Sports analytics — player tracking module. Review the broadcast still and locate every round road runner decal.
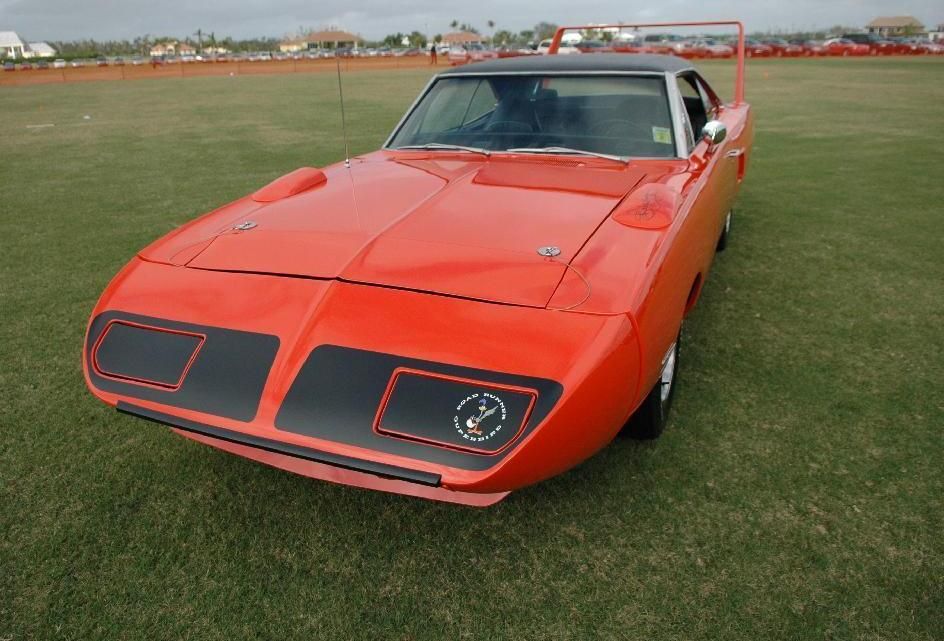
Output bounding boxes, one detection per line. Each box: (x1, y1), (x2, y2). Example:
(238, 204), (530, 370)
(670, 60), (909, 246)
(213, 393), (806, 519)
(454, 392), (508, 443)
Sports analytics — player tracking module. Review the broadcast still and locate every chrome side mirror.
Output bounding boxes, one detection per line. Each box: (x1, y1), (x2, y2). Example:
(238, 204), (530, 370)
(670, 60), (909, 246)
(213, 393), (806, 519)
(702, 120), (727, 146)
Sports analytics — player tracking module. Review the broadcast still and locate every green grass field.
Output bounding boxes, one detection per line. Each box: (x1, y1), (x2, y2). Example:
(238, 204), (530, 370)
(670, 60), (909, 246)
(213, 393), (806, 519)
(1, 58), (942, 640)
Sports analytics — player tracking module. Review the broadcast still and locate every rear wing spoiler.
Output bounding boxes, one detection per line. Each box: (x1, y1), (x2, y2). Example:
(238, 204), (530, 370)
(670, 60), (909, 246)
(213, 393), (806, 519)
(548, 21), (746, 105)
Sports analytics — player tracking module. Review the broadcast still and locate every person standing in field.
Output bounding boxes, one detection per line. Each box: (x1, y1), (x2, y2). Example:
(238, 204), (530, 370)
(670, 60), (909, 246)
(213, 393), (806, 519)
(429, 43), (438, 65)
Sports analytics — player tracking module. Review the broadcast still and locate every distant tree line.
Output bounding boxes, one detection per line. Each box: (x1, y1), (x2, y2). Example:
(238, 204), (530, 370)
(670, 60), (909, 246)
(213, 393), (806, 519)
(49, 34), (279, 58)
(378, 31), (428, 48)
(379, 21), (559, 49)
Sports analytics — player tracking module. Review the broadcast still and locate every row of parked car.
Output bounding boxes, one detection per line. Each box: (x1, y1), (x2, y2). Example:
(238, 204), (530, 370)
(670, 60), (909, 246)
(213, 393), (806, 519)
(445, 33), (944, 65)
(6, 33), (943, 72)
(550, 34), (943, 58)
(742, 34), (944, 57)
(3, 56), (160, 70)
(161, 48), (426, 63)
(1, 47), (432, 71)
(3, 59), (52, 70)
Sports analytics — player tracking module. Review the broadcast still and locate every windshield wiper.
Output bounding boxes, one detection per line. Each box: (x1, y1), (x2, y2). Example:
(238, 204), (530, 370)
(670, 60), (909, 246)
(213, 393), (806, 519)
(504, 147), (628, 164)
(393, 143), (490, 156)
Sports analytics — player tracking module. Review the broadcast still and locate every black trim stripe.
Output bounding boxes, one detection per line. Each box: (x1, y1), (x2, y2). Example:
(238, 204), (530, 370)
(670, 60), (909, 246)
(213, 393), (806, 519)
(275, 345), (563, 471)
(117, 402), (442, 487)
(87, 311), (279, 422)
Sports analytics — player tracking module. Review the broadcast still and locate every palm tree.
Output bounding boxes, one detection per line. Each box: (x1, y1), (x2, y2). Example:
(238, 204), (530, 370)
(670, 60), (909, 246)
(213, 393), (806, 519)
(450, 20), (459, 30)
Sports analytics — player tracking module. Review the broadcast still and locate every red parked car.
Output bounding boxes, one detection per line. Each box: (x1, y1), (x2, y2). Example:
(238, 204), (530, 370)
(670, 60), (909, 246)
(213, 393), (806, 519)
(896, 38), (935, 55)
(891, 40), (919, 54)
(792, 40), (820, 56)
(744, 39), (773, 57)
(666, 40), (700, 58)
(842, 33), (902, 55)
(822, 38), (870, 56)
(639, 35), (679, 55)
(918, 41), (944, 55)
(83, 21), (754, 506)
(611, 41), (659, 54)
(762, 39), (803, 57)
(691, 39), (734, 59)
(447, 43), (498, 66)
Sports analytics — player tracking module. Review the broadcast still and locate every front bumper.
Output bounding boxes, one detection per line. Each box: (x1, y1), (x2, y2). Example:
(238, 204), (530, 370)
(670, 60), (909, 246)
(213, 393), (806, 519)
(119, 402), (509, 506)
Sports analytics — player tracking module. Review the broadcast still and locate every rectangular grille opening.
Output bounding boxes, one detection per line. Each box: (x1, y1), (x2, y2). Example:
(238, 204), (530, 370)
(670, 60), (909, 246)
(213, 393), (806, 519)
(93, 321), (204, 390)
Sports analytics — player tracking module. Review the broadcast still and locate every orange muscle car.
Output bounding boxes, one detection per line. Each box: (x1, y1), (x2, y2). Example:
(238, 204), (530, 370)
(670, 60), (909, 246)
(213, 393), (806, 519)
(83, 21), (753, 506)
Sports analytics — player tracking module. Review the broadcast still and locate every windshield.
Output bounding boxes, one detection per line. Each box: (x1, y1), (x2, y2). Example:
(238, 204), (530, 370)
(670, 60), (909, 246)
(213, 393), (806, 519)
(389, 75), (677, 158)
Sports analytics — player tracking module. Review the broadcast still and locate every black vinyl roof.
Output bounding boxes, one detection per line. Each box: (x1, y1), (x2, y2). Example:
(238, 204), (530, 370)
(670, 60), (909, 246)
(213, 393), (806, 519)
(439, 53), (693, 75)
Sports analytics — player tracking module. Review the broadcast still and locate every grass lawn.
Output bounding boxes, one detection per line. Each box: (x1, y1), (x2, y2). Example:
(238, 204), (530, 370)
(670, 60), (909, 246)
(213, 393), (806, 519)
(1, 58), (942, 640)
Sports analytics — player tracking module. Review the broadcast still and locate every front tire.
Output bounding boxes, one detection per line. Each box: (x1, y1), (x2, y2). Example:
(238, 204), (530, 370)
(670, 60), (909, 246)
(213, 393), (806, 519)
(621, 335), (680, 440)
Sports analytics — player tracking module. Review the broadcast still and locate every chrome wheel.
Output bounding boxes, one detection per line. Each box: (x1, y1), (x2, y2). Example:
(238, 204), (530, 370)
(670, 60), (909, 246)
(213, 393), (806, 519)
(621, 330), (682, 439)
(717, 210), (732, 252)
(659, 341), (678, 404)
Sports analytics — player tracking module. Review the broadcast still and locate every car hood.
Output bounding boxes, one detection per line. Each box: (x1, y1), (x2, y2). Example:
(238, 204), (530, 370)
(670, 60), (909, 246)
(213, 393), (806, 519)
(155, 153), (650, 308)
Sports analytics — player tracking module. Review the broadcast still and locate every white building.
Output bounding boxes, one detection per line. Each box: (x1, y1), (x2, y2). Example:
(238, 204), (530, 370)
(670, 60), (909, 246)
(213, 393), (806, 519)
(1, 31), (27, 58)
(149, 40), (196, 57)
(0, 32), (56, 58)
(25, 41), (56, 58)
(865, 16), (925, 37)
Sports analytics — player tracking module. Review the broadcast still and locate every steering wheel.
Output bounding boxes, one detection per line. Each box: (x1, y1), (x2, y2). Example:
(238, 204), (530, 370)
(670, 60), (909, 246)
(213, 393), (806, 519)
(589, 119), (652, 139)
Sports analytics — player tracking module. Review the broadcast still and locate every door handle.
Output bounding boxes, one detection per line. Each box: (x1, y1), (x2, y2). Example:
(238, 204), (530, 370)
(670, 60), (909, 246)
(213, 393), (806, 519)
(725, 148), (744, 158)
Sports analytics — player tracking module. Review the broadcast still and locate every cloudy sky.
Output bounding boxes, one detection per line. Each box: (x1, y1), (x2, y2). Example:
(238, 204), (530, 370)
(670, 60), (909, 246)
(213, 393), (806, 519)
(2, 0), (941, 42)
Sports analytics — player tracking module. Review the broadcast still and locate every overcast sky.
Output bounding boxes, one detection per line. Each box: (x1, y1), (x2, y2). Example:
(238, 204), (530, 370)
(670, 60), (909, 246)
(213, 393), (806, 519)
(2, 0), (941, 42)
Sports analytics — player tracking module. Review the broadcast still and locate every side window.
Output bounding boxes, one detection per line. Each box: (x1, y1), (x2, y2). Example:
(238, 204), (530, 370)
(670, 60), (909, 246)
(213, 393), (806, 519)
(676, 94), (695, 152)
(676, 74), (708, 144)
(677, 75), (701, 100)
(692, 75), (721, 118)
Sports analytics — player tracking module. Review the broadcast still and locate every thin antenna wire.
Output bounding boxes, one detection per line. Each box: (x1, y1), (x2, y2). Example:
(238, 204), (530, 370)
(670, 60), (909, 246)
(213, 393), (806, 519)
(335, 55), (351, 168)
(335, 55), (360, 228)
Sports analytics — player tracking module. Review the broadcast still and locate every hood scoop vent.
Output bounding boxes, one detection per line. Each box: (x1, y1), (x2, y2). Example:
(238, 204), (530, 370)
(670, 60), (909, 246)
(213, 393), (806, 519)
(252, 167), (327, 203)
